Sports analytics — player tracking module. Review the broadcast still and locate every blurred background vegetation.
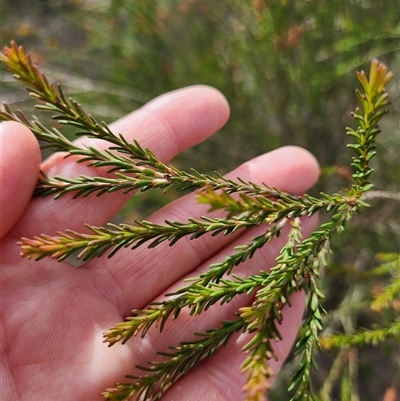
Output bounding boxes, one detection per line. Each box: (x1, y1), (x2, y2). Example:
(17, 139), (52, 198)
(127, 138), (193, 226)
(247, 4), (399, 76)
(1, 1), (399, 400)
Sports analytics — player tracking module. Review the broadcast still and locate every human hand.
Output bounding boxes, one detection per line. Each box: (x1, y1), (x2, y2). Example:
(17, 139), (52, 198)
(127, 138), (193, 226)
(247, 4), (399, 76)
(0, 86), (319, 401)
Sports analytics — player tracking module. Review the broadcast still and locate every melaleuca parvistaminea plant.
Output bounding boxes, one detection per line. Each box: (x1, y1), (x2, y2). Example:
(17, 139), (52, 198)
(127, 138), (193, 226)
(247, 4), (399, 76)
(0, 41), (394, 401)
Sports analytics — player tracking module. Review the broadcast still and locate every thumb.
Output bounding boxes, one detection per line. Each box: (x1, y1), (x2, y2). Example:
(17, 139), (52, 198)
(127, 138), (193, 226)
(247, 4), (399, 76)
(0, 122), (41, 238)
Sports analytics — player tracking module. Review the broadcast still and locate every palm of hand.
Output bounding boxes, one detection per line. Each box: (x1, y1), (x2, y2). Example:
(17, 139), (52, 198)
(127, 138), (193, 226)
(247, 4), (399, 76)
(1, 87), (319, 401)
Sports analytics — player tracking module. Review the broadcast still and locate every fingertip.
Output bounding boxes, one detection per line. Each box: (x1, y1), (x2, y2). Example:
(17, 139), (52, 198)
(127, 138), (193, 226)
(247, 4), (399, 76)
(0, 121), (41, 238)
(110, 85), (231, 159)
(246, 145), (320, 194)
(145, 85), (231, 126)
(145, 85), (231, 152)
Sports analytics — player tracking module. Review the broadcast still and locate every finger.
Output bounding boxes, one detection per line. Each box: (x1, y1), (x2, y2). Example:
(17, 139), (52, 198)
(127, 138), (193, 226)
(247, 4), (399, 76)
(86, 146), (320, 314)
(10, 85), (230, 238)
(0, 122), (41, 238)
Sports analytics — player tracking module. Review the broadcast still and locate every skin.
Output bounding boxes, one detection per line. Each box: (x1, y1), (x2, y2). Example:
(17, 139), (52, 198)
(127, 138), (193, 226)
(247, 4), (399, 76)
(0, 86), (320, 401)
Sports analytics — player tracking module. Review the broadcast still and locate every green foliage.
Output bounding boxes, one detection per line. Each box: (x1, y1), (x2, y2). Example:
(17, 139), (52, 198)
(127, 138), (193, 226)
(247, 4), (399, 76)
(1, 41), (397, 401)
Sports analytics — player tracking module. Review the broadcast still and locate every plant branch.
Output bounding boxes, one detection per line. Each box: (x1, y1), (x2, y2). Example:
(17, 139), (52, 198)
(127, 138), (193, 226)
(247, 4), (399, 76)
(18, 216), (264, 262)
(1, 42), (395, 401)
(102, 318), (246, 401)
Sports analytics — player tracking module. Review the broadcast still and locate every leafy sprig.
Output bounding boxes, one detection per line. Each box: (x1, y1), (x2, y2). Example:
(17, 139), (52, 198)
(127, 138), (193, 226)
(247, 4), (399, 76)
(19, 216), (261, 262)
(346, 58), (393, 191)
(0, 41), (394, 401)
(320, 322), (400, 349)
(102, 318), (247, 401)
